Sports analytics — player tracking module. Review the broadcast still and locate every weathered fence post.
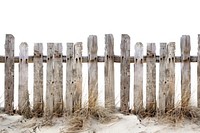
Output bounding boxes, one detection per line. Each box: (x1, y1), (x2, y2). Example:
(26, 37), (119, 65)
(198, 34), (200, 108)
(73, 42), (82, 111)
(46, 43), (54, 118)
(180, 35), (191, 108)
(88, 35), (98, 108)
(165, 42), (175, 111)
(146, 43), (156, 115)
(105, 34), (115, 110)
(19, 42), (31, 118)
(159, 43), (167, 114)
(5, 34), (14, 115)
(120, 34), (130, 114)
(54, 43), (63, 116)
(134, 42), (143, 114)
(66, 43), (74, 115)
(33, 43), (43, 117)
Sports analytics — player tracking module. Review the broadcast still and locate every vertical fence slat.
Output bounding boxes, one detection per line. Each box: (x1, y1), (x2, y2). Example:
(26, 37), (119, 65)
(165, 42), (175, 111)
(19, 42), (31, 117)
(73, 42), (82, 111)
(134, 42), (143, 114)
(46, 43), (54, 117)
(105, 34), (115, 110)
(159, 43), (167, 114)
(54, 43), (63, 116)
(33, 43), (43, 117)
(5, 34), (14, 114)
(146, 43), (156, 114)
(198, 35), (200, 108)
(181, 35), (191, 108)
(120, 34), (130, 114)
(66, 43), (74, 115)
(88, 35), (98, 108)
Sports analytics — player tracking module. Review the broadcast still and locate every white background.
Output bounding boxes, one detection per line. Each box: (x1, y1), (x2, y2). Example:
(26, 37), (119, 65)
(0, 0), (199, 109)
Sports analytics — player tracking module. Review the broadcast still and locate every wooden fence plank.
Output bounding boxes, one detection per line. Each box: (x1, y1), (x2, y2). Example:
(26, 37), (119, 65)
(159, 43), (167, 114)
(66, 43), (74, 115)
(134, 42), (143, 114)
(146, 43), (156, 115)
(73, 42), (82, 111)
(46, 43), (54, 117)
(120, 34), (130, 114)
(181, 35), (191, 108)
(105, 34), (115, 110)
(19, 42), (31, 117)
(33, 43), (43, 117)
(165, 42), (175, 111)
(88, 35), (98, 108)
(4, 34), (15, 114)
(54, 43), (63, 116)
(198, 34), (200, 108)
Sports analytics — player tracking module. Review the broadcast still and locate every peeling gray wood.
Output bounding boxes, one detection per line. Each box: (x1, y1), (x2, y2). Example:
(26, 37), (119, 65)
(66, 43), (74, 115)
(53, 43), (63, 116)
(159, 43), (167, 114)
(146, 43), (156, 115)
(19, 42), (30, 116)
(88, 35), (98, 108)
(165, 42), (175, 111)
(33, 43), (43, 117)
(198, 34), (200, 108)
(4, 34), (14, 114)
(105, 34), (115, 110)
(134, 42), (143, 114)
(73, 42), (82, 112)
(120, 34), (130, 114)
(181, 35), (191, 107)
(46, 43), (54, 117)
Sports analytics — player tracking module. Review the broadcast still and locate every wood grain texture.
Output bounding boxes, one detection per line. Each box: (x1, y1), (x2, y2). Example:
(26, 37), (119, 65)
(73, 42), (82, 112)
(134, 42), (143, 114)
(181, 35), (191, 107)
(146, 43), (156, 115)
(33, 43), (43, 117)
(165, 42), (175, 111)
(105, 34), (115, 110)
(46, 43), (54, 117)
(66, 43), (73, 115)
(120, 34), (130, 114)
(88, 35), (98, 108)
(19, 42), (30, 116)
(4, 34), (15, 114)
(53, 43), (63, 116)
(159, 43), (167, 114)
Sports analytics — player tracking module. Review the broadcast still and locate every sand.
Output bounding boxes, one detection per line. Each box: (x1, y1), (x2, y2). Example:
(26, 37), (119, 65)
(0, 113), (200, 133)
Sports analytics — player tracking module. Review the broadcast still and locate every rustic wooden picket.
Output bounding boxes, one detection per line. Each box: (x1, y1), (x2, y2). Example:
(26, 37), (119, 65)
(33, 43), (43, 117)
(105, 34), (115, 110)
(19, 42), (30, 116)
(4, 34), (14, 114)
(88, 35), (98, 108)
(181, 35), (191, 107)
(146, 43), (156, 114)
(120, 34), (130, 114)
(134, 42), (143, 114)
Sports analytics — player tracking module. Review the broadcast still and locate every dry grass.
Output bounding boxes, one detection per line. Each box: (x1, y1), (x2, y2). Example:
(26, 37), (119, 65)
(157, 91), (200, 125)
(62, 95), (118, 133)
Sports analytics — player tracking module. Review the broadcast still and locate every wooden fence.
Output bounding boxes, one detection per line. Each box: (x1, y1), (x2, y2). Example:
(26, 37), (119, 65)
(2, 34), (200, 117)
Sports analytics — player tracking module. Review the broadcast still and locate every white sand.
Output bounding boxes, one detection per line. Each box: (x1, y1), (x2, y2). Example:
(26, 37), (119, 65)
(0, 113), (200, 133)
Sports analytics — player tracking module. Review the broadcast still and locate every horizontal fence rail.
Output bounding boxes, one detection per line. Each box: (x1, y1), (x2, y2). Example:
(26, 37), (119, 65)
(2, 34), (200, 118)
(0, 55), (198, 63)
